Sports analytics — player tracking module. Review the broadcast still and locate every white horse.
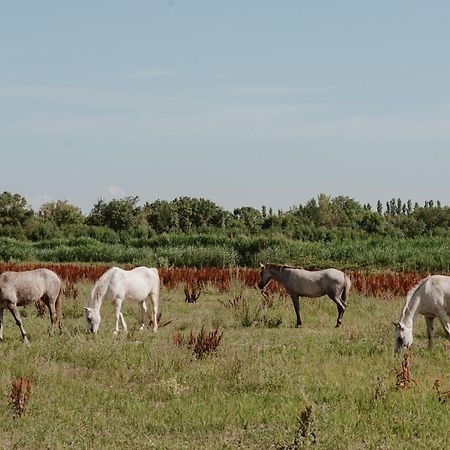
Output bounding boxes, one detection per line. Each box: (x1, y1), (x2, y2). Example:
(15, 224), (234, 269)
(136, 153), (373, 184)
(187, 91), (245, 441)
(258, 263), (351, 327)
(394, 275), (450, 352)
(84, 266), (160, 335)
(0, 268), (62, 344)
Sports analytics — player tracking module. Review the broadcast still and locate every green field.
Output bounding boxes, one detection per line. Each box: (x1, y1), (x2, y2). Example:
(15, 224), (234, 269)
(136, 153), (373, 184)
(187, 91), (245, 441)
(1, 235), (449, 272)
(1, 283), (450, 449)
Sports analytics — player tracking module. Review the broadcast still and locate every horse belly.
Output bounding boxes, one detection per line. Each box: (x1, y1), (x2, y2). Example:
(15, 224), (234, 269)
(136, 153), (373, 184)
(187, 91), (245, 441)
(15, 284), (46, 306)
(115, 283), (149, 303)
(297, 280), (326, 298)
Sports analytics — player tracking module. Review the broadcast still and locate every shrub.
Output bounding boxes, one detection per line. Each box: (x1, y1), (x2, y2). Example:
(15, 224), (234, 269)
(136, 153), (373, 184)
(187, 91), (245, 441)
(172, 326), (223, 358)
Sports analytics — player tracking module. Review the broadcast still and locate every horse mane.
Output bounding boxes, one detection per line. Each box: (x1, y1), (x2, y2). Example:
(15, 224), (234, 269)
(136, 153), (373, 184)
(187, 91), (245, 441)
(401, 276), (430, 318)
(89, 267), (117, 306)
(265, 263), (302, 270)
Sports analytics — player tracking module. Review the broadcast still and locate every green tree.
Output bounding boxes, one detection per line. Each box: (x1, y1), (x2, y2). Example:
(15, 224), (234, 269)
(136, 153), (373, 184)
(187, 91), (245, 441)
(233, 206), (264, 232)
(376, 200), (383, 215)
(0, 192), (33, 227)
(87, 197), (139, 232)
(144, 200), (179, 233)
(412, 206), (450, 234)
(86, 199), (107, 227)
(358, 211), (383, 234)
(189, 198), (225, 229)
(39, 200), (84, 227)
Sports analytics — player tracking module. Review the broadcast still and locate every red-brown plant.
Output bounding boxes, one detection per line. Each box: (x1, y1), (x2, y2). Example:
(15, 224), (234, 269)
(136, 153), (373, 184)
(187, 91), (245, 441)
(9, 378), (32, 418)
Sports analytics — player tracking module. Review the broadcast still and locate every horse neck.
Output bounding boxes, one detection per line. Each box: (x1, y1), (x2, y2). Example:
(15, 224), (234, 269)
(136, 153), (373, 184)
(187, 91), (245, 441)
(89, 281), (106, 311)
(400, 291), (421, 328)
(268, 267), (290, 285)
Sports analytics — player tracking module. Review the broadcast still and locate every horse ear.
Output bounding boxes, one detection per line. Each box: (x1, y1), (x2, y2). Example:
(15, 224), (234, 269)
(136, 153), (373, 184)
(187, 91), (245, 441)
(84, 307), (91, 312)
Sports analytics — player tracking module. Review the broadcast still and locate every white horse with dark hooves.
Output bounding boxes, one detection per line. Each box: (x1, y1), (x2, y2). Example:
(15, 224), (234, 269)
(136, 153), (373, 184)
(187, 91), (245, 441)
(394, 275), (450, 352)
(258, 263), (351, 328)
(84, 266), (160, 335)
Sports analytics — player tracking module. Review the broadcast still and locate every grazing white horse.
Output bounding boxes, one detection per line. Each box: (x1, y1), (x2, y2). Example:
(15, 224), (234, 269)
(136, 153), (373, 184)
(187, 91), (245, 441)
(0, 269), (62, 344)
(258, 263), (351, 327)
(84, 266), (160, 335)
(394, 275), (450, 352)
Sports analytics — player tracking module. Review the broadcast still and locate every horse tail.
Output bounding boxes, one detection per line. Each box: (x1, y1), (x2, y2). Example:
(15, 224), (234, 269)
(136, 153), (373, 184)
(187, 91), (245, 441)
(342, 274), (352, 304)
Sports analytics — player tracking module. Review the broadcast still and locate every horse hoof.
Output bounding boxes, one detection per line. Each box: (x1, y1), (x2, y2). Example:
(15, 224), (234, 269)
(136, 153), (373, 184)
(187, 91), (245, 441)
(113, 330), (119, 336)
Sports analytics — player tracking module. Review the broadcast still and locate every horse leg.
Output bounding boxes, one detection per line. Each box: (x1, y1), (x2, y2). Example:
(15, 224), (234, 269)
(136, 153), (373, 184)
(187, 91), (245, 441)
(289, 294), (302, 328)
(113, 299), (126, 335)
(7, 303), (29, 345)
(139, 300), (147, 331)
(425, 316), (435, 349)
(435, 309), (450, 341)
(119, 312), (127, 334)
(151, 293), (159, 332)
(0, 307), (4, 341)
(42, 294), (57, 334)
(329, 295), (346, 327)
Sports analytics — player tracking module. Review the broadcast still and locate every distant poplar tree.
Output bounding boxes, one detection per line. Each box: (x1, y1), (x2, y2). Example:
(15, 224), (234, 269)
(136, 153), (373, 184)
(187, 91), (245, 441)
(407, 199), (412, 215)
(376, 200), (383, 215)
(389, 199), (396, 215)
(396, 198), (402, 215)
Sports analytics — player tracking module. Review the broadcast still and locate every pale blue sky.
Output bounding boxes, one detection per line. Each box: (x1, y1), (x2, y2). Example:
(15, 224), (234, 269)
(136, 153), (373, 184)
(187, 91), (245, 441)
(1, 1), (449, 213)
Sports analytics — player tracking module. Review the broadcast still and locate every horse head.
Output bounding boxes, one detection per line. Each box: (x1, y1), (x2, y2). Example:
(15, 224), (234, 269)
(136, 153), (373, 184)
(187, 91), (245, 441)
(393, 321), (413, 353)
(257, 263), (271, 289)
(84, 307), (101, 333)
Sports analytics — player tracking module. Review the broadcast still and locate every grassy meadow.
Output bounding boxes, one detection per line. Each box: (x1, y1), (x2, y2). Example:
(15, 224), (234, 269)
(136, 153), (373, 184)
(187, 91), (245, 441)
(1, 281), (450, 449)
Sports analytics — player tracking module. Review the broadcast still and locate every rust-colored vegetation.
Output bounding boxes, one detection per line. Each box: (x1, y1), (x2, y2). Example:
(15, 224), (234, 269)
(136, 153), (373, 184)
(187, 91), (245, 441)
(0, 263), (432, 298)
(395, 350), (415, 389)
(172, 326), (223, 358)
(9, 378), (32, 418)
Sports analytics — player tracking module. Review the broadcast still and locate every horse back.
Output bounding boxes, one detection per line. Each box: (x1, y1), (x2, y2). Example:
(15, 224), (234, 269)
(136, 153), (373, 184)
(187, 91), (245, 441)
(421, 275), (450, 314)
(108, 267), (159, 301)
(0, 269), (61, 305)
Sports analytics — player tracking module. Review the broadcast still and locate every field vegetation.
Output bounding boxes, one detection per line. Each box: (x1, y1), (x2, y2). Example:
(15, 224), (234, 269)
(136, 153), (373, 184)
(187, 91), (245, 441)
(1, 192), (449, 271)
(1, 278), (450, 449)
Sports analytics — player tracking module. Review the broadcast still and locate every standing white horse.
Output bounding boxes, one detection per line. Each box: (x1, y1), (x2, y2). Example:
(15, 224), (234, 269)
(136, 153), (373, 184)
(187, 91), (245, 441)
(0, 268), (62, 344)
(258, 263), (351, 327)
(84, 266), (160, 335)
(394, 275), (450, 352)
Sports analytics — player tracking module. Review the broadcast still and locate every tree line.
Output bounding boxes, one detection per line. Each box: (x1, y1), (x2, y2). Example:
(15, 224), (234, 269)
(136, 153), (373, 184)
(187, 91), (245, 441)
(1, 191), (449, 243)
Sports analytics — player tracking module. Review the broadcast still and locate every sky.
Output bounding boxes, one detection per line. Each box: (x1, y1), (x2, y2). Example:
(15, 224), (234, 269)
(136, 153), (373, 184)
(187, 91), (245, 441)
(1, 1), (450, 214)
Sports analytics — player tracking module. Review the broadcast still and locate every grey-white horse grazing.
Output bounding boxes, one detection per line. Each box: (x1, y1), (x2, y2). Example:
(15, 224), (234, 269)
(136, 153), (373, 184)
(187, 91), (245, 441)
(258, 264), (351, 327)
(394, 275), (450, 352)
(0, 269), (62, 344)
(84, 266), (160, 335)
